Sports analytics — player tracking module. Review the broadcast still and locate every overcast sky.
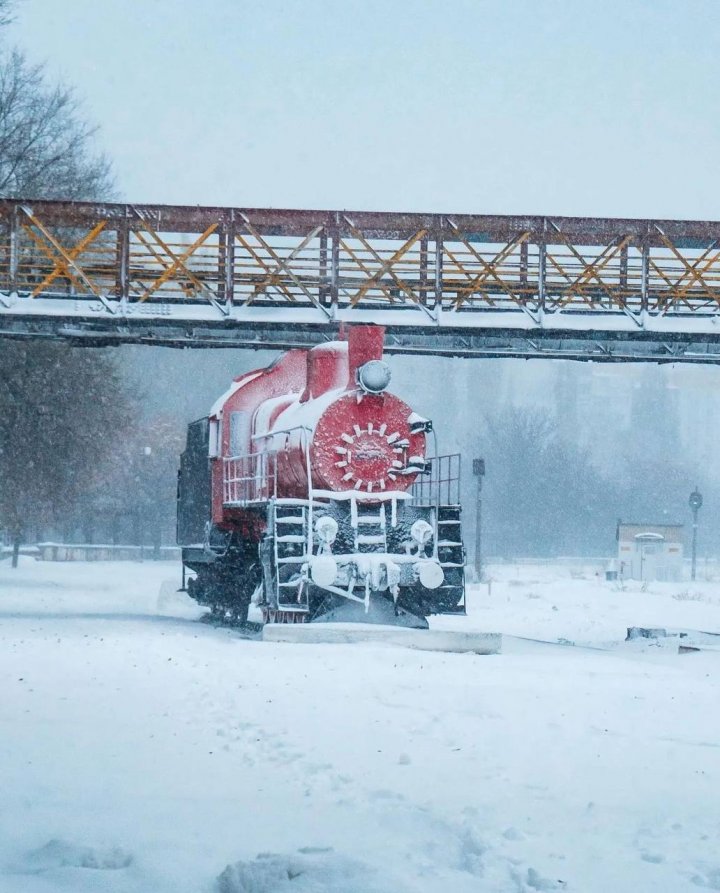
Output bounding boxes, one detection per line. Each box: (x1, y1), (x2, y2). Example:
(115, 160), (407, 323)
(12, 0), (720, 219)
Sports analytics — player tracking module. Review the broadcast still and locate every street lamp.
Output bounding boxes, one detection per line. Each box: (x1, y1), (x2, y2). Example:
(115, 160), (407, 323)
(472, 458), (486, 581)
(139, 446), (152, 560)
(689, 488), (703, 581)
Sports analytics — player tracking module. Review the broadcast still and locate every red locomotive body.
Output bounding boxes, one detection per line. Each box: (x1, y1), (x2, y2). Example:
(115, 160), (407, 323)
(177, 325), (465, 627)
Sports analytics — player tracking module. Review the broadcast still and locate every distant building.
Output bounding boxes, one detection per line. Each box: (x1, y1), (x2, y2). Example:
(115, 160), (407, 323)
(617, 522), (684, 582)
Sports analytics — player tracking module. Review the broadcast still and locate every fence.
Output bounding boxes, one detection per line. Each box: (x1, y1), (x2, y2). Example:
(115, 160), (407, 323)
(35, 543), (181, 561)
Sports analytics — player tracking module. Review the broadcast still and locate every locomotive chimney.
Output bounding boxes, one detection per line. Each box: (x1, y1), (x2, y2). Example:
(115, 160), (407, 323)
(347, 325), (385, 389)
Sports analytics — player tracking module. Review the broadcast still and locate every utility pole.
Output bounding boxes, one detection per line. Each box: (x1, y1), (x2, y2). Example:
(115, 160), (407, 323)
(472, 458), (485, 582)
(689, 487), (703, 581)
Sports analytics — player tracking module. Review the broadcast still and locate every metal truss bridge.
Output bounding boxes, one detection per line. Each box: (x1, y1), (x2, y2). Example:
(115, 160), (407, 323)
(4, 199), (720, 361)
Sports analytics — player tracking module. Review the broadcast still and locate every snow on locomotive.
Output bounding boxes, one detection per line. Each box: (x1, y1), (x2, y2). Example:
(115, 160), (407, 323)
(177, 325), (465, 628)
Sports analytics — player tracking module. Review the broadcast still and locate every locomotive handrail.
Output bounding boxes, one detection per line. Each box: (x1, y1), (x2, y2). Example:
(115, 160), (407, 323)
(252, 424), (314, 557)
(251, 425), (313, 441)
(222, 450), (278, 505)
(431, 429), (440, 560)
(223, 425), (313, 555)
(410, 452), (462, 509)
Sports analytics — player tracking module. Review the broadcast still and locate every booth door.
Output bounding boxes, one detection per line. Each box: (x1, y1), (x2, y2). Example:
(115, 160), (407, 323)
(639, 541), (661, 581)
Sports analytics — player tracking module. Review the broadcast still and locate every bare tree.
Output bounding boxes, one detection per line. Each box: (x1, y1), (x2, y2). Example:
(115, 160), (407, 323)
(0, 12), (127, 565)
(479, 407), (614, 558)
(0, 50), (113, 200)
(0, 1), (15, 28)
(89, 417), (186, 557)
(0, 342), (131, 565)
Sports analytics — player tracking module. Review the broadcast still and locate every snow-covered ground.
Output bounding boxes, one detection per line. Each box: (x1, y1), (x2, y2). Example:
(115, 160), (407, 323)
(1, 558), (719, 892)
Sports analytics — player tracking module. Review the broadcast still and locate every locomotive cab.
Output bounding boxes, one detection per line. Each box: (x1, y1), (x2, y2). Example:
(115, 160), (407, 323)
(177, 325), (465, 627)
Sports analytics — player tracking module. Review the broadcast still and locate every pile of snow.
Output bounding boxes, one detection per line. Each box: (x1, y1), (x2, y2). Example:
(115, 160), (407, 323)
(216, 848), (408, 893)
(1, 557), (719, 892)
(14, 838), (133, 873)
(432, 562), (720, 646)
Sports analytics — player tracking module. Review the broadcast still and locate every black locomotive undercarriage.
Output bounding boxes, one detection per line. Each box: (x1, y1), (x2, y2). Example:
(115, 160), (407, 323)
(181, 499), (466, 628)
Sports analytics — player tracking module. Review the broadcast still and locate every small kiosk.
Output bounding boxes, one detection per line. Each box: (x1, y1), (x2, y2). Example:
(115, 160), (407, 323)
(616, 522), (684, 582)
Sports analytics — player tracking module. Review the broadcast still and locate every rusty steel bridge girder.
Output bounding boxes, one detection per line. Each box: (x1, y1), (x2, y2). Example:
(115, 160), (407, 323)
(4, 199), (720, 361)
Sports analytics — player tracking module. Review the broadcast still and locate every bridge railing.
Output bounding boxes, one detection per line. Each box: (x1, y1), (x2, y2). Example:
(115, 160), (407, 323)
(3, 200), (720, 320)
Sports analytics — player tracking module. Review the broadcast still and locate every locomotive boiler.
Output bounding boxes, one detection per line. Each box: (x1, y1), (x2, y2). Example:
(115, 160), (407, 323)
(177, 325), (465, 628)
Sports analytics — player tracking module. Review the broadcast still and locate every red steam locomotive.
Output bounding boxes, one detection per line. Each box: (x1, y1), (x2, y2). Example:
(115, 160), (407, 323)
(177, 325), (465, 628)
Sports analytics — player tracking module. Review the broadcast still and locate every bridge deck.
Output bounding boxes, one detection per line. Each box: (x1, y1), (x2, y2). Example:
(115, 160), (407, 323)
(3, 200), (720, 361)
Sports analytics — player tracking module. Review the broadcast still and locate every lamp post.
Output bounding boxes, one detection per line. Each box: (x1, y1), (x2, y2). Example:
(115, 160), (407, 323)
(142, 445), (163, 560)
(139, 445), (152, 561)
(472, 458), (486, 582)
(689, 487), (703, 581)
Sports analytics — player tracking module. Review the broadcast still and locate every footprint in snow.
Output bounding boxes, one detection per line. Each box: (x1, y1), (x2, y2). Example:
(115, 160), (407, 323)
(502, 827), (525, 841)
(368, 789), (405, 802)
(521, 866), (567, 890)
(304, 762), (333, 775)
(691, 867), (720, 889)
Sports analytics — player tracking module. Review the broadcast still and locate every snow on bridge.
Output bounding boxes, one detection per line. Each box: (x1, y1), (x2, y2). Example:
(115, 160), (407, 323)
(4, 199), (720, 360)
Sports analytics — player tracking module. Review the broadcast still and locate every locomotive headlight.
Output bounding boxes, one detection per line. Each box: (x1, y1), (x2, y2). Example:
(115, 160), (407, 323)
(357, 360), (391, 394)
(410, 519), (434, 547)
(315, 515), (338, 547)
(310, 555), (338, 588)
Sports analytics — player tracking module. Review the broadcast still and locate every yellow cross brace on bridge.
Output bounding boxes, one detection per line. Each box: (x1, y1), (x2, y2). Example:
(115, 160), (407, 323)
(29, 220), (107, 298)
(448, 225), (530, 309)
(552, 233), (632, 307)
(348, 226), (427, 306)
(137, 223), (218, 303)
(21, 209), (106, 299)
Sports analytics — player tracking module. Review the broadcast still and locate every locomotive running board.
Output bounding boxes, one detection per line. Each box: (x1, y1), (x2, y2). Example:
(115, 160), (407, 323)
(262, 624), (501, 655)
